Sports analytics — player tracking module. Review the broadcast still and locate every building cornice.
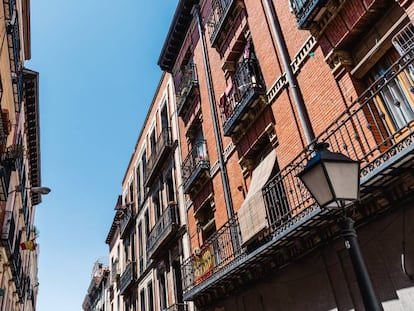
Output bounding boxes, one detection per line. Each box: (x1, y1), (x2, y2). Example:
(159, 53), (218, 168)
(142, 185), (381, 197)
(158, 0), (199, 72)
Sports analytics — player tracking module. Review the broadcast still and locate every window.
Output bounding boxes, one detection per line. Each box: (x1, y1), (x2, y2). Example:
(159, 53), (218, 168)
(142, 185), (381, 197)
(166, 170), (175, 203)
(129, 180), (134, 204)
(147, 282), (154, 311)
(368, 51), (414, 131)
(150, 130), (156, 154)
(140, 289), (146, 311)
(141, 151), (147, 182)
(136, 164), (142, 208)
(138, 222), (143, 273)
(158, 272), (167, 310)
(160, 104), (169, 129)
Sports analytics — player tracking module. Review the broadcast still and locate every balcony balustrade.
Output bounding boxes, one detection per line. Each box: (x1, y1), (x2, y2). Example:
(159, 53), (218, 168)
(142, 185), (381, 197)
(176, 62), (199, 117)
(182, 141), (210, 194)
(289, 0), (388, 40)
(144, 127), (173, 186)
(119, 207), (133, 239)
(289, 0), (327, 29)
(119, 261), (136, 295)
(5, 0), (23, 111)
(147, 202), (179, 259)
(181, 48), (414, 302)
(1, 211), (15, 254)
(11, 249), (23, 300)
(207, 0), (239, 48)
(221, 58), (267, 138)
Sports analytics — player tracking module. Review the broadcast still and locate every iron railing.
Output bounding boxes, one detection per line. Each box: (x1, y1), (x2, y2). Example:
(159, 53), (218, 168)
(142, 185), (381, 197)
(393, 21), (414, 56)
(221, 58), (266, 135)
(147, 202), (179, 258)
(1, 211), (15, 253)
(4, 0), (23, 112)
(207, 0), (235, 46)
(176, 62), (199, 116)
(182, 218), (242, 291)
(145, 127), (173, 185)
(11, 249), (23, 300)
(119, 261), (135, 295)
(289, 0), (325, 29)
(119, 207), (133, 239)
(182, 141), (210, 193)
(181, 48), (414, 294)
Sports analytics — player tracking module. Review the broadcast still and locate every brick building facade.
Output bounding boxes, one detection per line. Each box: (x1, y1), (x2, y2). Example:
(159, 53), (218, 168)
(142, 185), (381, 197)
(0, 0), (45, 310)
(98, 0), (414, 310)
(157, 0), (414, 310)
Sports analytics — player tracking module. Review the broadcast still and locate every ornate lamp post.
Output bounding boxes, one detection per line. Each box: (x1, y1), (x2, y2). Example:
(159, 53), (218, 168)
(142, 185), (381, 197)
(298, 143), (382, 311)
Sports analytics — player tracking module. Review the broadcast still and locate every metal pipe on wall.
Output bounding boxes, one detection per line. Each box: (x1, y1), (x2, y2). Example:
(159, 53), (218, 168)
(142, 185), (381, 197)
(262, 0), (316, 145)
(192, 5), (239, 247)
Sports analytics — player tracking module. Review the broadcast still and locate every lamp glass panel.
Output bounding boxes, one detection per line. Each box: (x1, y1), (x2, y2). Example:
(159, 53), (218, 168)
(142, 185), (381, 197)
(300, 163), (333, 206)
(324, 161), (359, 201)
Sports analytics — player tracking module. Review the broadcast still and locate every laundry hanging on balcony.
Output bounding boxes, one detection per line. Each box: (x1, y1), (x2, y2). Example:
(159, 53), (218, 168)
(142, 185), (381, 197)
(238, 150), (276, 246)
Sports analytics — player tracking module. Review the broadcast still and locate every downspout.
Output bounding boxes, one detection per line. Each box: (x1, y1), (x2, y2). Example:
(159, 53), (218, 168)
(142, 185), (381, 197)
(262, 0), (316, 145)
(192, 5), (239, 247)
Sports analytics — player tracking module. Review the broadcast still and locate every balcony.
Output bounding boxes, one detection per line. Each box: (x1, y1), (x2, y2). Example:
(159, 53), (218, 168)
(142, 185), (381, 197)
(165, 303), (188, 311)
(182, 141), (210, 195)
(289, 0), (388, 40)
(119, 208), (133, 239)
(144, 127), (173, 186)
(221, 59), (267, 139)
(4, 0), (23, 111)
(176, 62), (199, 118)
(289, 0), (328, 30)
(1, 211), (16, 254)
(11, 249), (23, 300)
(147, 202), (179, 259)
(207, 0), (242, 48)
(119, 261), (136, 295)
(181, 49), (414, 303)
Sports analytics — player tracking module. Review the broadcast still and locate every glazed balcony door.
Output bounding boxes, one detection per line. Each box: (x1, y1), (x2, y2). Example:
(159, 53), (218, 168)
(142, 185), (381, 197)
(370, 53), (414, 134)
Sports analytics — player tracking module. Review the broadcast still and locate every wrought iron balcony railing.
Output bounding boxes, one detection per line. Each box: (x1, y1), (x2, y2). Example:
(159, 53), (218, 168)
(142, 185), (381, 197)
(182, 141), (210, 194)
(147, 202), (179, 259)
(4, 0), (23, 112)
(289, 0), (327, 29)
(11, 249), (23, 300)
(182, 218), (241, 292)
(181, 48), (414, 299)
(1, 211), (16, 254)
(207, 0), (237, 47)
(176, 62), (199, 117)
(221, 58), (266, 137)
(119, 207), (133, 239)
(119, 261), (136, 295)
(144, 127), (173, 186)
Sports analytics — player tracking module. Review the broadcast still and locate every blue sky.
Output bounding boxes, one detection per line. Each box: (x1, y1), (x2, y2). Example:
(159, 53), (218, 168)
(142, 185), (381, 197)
(26, 1), (177, 310)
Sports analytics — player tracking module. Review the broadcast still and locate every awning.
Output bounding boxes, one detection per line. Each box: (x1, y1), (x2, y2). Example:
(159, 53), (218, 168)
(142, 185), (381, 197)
(238, 150), (276, 246)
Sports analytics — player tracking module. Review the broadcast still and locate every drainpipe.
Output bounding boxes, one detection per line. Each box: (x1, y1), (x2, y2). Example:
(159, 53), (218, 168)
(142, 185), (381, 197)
(192, 5), (239, 247)
(262, 0), (316, 145)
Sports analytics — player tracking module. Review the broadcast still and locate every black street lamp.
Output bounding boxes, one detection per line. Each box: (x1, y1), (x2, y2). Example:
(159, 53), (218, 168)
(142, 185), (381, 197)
(298, 142), (382, 311)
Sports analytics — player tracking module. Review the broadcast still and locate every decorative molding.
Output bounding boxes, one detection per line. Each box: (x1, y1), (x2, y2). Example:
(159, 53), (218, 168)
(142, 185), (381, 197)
(326, 50), (353, 74)
(267, 36), (317, 104)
